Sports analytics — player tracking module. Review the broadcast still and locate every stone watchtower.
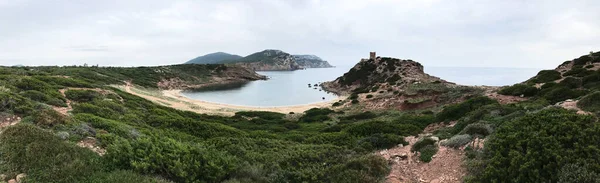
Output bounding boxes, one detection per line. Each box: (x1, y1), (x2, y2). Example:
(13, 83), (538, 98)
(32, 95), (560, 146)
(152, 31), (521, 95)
(369, 52), (376, 59)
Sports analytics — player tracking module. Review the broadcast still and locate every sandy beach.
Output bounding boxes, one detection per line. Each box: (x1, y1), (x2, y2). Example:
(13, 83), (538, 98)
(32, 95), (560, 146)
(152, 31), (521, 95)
(120, 84), (344, 116)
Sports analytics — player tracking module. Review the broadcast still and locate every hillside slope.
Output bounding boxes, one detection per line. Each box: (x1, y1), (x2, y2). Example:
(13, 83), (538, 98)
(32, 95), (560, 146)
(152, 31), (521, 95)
(185, 52), (243, 64)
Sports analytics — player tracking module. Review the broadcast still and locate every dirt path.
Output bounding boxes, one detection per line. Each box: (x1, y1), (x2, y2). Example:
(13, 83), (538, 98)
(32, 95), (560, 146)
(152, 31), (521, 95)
(121, 83), (345, 116)
(380, 136), (466, 183)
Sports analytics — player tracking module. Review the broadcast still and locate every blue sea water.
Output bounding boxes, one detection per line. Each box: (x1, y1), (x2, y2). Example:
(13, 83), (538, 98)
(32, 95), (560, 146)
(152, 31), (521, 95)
(181, 66), (541, 107)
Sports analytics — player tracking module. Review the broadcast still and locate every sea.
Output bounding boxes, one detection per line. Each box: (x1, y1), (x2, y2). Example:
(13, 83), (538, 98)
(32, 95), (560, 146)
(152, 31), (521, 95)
(181, 66), (541, 107)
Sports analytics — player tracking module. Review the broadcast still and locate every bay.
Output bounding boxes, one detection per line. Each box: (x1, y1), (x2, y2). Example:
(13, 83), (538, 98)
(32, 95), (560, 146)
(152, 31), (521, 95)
(181, 66), (542, 107)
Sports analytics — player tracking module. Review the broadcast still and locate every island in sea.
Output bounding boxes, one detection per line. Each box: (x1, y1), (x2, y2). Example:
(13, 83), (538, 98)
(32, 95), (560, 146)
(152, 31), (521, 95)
(185, 49), (333, 71)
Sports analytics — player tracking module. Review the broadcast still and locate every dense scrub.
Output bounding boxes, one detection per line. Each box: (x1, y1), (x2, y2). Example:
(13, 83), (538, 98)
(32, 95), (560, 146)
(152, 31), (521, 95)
(466, 108), (600, 182)
(0, 66), (426, 182)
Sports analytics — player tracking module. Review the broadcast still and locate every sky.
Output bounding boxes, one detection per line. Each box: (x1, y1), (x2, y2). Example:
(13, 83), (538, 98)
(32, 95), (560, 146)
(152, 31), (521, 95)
(0, 0), (598, 68)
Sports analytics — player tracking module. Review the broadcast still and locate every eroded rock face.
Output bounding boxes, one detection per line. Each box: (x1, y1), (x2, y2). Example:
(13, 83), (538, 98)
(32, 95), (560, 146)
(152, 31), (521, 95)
(322, 57), (450, 95)
(293, 55), (334, 68)
(235, 50), (301, 71)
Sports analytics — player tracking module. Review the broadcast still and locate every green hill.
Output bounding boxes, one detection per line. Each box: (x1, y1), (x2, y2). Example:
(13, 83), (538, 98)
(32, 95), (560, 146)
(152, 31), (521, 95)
(185, 50), (334, 71)
(185, 52), (242, 64)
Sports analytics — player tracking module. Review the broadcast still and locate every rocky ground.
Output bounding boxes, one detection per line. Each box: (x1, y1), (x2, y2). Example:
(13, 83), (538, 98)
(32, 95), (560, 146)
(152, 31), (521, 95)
(379, 135), (466, 183)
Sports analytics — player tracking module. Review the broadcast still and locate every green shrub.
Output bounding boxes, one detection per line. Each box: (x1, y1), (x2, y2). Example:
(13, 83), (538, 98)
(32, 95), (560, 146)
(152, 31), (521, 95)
(460, 123), (493, 137)
(65, 89), (101, 102)
(436, 96), (497, 122)
(304, 132), (356, 147)
(32, 108), (67, 126)
(106, 137), (238, 183)
(299, 108), (334, 123)
(395, 114), (436, 129)
(332, 102), (342, 107)
(418, 145), (438, 163)
(564, 67), (595, 77)
(234, 111), (285, 120)
(326, 155), (390, 183)
(345, 121), (421, 137)
(351, 99), (359, 104)
(585, 65), (595, 69)
(498, 84), (538, 97)
(0, 124), (103, 182)
(411, 137), (437, 152)
(366, 94), (373, 98)
(473, 108), (600, 182)
(577, 92), (600, 112)
(559, 77), (582, 88)
(542, 86), (586, 104)
(357, 133), (407, 151)
(531, 70), (562, 83)
(341, 111), (378, 121)
(86, 170), (169, 183)
(557, 163), (600, 183)
(441, 134), (472, 148)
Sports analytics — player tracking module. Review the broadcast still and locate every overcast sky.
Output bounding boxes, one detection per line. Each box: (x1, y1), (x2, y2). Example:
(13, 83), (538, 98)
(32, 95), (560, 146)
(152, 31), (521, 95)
(0, 0), (598, 68)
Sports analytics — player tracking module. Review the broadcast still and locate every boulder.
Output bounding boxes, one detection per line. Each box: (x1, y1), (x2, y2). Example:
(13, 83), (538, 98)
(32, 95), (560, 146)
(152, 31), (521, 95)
(8, 179), (16, 183)
(430, 136), (440, 142)
(16, 173), (25, 183)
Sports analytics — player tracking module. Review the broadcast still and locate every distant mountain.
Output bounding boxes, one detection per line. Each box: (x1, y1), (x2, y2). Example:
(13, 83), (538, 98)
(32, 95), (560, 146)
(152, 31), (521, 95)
(184, 50), (334, 71)
(185, 52), (243, 64)
(231, 49), (300, 71)
(293, 55), (333, 68)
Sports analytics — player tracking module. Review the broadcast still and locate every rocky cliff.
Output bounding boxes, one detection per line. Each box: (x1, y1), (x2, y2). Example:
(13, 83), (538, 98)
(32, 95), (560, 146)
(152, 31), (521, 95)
(233, 50), (301, 71)
(322, 56), (480, 110)
(293, 55), (333, 68)
(323, 57), (450, 95)
(184, 50), (334, 71)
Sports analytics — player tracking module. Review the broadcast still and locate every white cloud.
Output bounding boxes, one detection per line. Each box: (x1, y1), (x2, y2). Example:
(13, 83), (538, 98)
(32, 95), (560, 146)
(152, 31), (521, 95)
(0, 0), (598, 68)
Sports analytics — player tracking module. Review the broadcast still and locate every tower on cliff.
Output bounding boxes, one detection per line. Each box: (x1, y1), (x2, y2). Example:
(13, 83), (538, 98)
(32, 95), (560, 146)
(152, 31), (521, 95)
(369, 52), (376, 59)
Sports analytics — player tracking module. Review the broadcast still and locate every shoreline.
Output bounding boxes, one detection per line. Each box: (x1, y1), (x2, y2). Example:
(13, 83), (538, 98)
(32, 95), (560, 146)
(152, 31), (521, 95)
(120, 84), (345, 116)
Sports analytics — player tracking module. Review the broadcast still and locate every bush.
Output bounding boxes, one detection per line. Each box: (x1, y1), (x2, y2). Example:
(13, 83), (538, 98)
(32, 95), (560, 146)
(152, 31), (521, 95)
(542, 86), (586, 104)
(332, 102), (342, 107)
(460, 123), (493, 137)
(304, 132), (356, 147)
(577, 92), (600, 112)
(65, 89), (101, 102)
(32, 108), (67, 126)
(326, 155), (390, 183)
(557, 163), (600, 183)
(357, 133), (407, 151)
(106, 137), (238, 183)
(234, 111), (285, 120)
(441, 134), (472, 148)
(411, 137), (437, 152)
(341, 111), (378, 121)
(563, 68), (594, 77)
(299, 108), (334, 122)
(474, 108), (600, 182)
(498, 84), (538, 97)
(351, 99), (359, 104)
(436, 96), (497, 122)
(418, 145), (438, 163)
(531, 70), (562, 83)
(345, 121), (421, 137)
(366, 94), (373, 99)
(0, 124), (102, 182)
(559, 77), (582, 88)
